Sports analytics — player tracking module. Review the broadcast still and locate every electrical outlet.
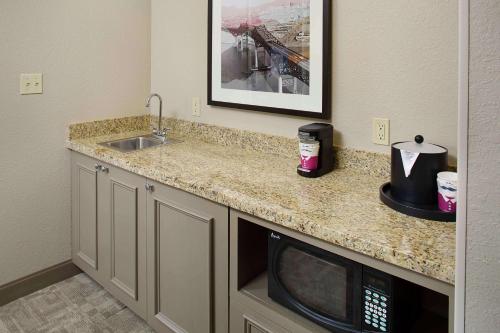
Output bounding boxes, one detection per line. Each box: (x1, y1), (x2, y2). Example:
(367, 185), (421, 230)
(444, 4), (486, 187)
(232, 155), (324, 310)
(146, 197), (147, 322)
(192, 97), (201, 117)
(372, 118), (390, 145)
(20, 73), (43, 95)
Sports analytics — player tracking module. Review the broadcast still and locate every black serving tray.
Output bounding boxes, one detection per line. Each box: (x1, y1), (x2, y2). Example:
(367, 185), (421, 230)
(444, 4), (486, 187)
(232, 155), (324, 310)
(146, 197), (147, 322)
(380, 182), (456, 222)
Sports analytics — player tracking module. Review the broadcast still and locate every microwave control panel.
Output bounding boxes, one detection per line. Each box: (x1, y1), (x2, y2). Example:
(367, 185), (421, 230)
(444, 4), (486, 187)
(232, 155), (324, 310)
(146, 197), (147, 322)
(362, 267), (392, 333)
(362, 286), (390, 332)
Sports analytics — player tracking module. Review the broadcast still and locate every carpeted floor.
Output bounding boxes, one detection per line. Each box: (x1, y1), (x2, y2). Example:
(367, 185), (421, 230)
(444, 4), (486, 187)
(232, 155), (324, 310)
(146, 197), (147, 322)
(0, 274), (154, 333)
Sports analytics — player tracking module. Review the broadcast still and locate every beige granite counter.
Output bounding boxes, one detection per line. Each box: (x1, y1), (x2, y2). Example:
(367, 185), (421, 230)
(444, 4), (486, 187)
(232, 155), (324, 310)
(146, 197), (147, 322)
(66, 116), (456, 285)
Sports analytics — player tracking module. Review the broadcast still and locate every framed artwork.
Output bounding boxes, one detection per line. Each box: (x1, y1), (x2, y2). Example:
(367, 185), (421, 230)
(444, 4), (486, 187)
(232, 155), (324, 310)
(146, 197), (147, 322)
(208, 0), (332, 119)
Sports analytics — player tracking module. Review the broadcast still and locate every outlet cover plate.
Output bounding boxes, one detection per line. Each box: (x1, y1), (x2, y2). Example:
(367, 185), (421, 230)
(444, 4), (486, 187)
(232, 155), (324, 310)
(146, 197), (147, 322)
(192, 97), (201, 117)
(372, 118), (390, 145)
(20, 73), (43, 95)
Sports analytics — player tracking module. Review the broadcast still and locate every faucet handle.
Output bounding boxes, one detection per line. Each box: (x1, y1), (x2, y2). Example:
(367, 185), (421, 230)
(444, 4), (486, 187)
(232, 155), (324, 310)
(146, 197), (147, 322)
(153, 128), (171, 137)
(161, 128), (172, 135)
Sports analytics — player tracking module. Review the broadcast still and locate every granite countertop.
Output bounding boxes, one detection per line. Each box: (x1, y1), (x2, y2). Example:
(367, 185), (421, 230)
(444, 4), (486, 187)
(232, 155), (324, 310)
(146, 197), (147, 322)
(66, 116), (456, 285)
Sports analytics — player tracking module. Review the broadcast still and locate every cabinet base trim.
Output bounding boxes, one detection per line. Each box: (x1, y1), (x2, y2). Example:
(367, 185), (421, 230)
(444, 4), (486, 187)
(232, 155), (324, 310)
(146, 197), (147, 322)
(111, 277), (138, 300)
(76, 251), (97, 270)
(155, 313), (189, 333)
(244, 315), (272, 333)
(0, 260), (81, 306)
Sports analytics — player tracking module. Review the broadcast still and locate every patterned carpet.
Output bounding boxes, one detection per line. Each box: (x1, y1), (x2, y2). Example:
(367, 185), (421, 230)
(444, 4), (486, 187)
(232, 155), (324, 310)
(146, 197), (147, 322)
(0, 274), (154, 333)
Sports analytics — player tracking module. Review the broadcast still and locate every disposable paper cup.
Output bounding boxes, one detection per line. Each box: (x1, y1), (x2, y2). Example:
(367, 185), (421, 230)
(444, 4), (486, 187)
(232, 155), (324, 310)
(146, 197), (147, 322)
(299, 141), (320, 170)
(437, 172), (458, 213)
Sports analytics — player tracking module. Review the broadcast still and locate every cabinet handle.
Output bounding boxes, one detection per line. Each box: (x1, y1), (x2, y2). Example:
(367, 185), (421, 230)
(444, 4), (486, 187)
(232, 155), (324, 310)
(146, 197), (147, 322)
(145, 184), (155, 192)
(94, 164), (109, 173)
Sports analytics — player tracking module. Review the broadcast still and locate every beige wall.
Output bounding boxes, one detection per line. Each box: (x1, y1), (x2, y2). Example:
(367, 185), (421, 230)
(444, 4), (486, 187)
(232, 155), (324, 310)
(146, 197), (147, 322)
(0, 1), (151, 285)
(465, 0), (500, 331)
(151, 0), (458, 161)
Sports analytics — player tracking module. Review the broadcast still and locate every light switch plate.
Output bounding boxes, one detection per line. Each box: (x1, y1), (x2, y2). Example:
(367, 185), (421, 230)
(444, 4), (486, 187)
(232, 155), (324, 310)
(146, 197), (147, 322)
(372, 118), (390, 145)
(20, 73), (43, 95)
(192, 97), (201, 117)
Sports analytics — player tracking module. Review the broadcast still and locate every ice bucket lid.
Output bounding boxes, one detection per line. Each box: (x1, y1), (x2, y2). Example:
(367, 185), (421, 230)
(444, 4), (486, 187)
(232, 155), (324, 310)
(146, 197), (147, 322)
(393, 135), (447, 154)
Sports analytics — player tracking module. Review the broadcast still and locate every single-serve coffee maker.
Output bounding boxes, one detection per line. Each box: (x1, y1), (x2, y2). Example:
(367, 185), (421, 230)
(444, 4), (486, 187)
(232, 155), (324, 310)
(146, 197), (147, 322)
(297, 123), (334, 178)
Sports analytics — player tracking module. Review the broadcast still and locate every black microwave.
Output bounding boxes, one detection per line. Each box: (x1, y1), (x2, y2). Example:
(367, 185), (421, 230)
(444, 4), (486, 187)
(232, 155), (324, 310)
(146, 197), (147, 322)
(268, 231), (421, 333)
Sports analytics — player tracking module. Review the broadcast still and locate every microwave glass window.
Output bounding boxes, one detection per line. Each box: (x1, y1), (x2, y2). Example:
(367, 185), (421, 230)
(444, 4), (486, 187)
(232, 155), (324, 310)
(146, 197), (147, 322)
(277, 246), (348, 320)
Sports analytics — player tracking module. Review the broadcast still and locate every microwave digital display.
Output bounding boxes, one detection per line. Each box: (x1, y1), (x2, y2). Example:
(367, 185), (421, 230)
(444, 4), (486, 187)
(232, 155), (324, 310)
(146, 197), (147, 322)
(365, 275), (389, 293)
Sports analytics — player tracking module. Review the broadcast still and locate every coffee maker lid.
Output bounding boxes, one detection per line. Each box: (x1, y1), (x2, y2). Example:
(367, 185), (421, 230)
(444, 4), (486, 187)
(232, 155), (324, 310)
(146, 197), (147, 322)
(393, 135), (447, 154)
(298, 123), (333, 133)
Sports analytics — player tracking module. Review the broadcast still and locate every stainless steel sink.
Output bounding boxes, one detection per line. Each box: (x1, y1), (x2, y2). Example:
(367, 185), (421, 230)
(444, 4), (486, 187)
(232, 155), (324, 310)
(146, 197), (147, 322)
(99, 135), (178, 153)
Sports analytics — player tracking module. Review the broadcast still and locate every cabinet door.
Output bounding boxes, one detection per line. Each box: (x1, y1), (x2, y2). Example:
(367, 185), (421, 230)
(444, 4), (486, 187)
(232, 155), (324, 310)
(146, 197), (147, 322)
(147, 181), (228, 333)
(230, 301), (287, 333)
(71, 153), (101, 282)
(99, 163), (147, 319)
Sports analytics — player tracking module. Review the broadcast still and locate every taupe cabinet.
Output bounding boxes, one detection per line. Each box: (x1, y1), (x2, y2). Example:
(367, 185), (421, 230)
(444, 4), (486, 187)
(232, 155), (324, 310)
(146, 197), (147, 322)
(71, 153), (100, 280)
(71, 152), (228, 332)
(229, 211), (455, 333)
(146, 180), (228, 333)
(72, 153), (147, 317)
(99, 162), (148, 318)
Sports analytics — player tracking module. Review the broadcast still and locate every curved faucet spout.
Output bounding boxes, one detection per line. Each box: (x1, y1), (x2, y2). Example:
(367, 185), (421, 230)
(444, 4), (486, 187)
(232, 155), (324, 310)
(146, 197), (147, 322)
(146, 93), (164, 138)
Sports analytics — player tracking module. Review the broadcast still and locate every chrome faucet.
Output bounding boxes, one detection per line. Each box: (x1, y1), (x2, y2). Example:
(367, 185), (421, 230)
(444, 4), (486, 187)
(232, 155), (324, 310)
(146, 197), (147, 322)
(146, 93), (168, 140)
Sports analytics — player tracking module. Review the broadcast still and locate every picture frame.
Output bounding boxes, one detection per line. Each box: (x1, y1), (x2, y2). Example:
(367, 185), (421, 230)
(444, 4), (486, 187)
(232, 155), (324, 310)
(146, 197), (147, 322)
(208, 0), (332, 119)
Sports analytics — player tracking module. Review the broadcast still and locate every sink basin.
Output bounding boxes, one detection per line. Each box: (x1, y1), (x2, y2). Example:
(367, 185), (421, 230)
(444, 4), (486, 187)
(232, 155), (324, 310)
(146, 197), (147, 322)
(99, 135), (177, 153)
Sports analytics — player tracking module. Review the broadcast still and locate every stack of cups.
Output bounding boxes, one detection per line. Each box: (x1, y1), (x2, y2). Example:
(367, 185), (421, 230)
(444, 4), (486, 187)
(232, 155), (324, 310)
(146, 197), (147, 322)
(299, 138), (320, 171)
(437, 172), (458, 213)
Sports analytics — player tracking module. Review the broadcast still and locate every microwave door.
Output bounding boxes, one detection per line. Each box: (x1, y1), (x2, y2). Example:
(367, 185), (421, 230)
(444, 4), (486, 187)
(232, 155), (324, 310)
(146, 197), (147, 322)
(268, 232), (363, 333)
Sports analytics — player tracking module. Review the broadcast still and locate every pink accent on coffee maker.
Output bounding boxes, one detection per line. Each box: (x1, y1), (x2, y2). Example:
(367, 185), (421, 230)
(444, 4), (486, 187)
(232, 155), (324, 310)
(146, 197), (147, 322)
(300, 155), (319, 170)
